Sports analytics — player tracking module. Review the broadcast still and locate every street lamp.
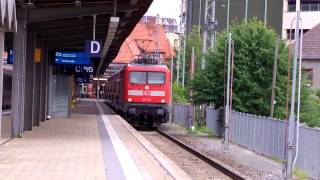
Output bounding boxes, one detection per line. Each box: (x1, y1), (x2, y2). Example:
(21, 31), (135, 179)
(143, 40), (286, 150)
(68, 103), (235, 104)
(286, 0), (301, 178)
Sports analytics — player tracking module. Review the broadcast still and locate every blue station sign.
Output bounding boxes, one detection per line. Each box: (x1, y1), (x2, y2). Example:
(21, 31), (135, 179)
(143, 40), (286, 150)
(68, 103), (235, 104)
(54, 51), (91, 65)
(7, 48), (14, 64)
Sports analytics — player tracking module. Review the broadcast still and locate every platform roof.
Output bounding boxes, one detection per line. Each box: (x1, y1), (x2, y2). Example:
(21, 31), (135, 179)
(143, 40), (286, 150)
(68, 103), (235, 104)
(16, 0), (152, 75)
(1, 0), (17, 32)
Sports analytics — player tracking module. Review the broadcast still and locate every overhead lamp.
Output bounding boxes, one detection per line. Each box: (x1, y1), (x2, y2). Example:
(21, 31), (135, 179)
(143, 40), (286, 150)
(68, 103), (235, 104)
(74, 0), (81, 8)
(26, 0), (35, 8)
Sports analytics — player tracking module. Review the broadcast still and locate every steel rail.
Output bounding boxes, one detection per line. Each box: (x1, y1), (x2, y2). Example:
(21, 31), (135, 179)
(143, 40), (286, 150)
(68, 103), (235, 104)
(156, 129), (247, 180)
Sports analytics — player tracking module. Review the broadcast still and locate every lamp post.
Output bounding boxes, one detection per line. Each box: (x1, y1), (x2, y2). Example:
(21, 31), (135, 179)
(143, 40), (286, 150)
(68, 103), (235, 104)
(286, 0), (301, 178)
(245, 0), (248, 24)
(226, 0), (230, 33)
(264, 0), (268, 26)
(223, 33), (232, 150)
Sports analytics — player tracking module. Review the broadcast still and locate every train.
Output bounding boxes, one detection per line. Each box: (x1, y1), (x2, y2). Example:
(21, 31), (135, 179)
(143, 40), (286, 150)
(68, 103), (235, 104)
(104, 63), (170, 127)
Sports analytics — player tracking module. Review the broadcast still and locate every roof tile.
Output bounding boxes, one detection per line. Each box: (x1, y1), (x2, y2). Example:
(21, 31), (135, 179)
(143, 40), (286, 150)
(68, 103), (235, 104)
(302, 23), (320, 59)
(113, 23), (175, 64)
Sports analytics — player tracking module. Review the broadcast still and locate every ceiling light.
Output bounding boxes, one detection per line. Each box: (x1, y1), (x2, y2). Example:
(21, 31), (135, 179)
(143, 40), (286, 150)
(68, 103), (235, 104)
(74, 0), (81, 8)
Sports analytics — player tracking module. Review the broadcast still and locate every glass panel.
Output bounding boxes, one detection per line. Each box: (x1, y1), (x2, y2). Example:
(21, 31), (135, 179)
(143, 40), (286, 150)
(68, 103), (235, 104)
(301, 4), (310, 11)
(288, 4), (296, 12)
(148, 72), (165, 84)
(129, 72), (147, 84)
(310, 4), (319, 11)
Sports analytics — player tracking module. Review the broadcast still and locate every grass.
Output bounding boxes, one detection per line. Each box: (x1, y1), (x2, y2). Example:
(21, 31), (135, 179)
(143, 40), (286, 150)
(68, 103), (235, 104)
(188, 125), (216, 137)
(293, 167), (309, 180)
(270, 157), (284, 164)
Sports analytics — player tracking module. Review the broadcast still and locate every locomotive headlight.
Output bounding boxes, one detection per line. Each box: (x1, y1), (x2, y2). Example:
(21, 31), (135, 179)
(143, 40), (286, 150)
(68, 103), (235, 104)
(128, 98), (132, 102)
(145, 86), (149, 90)
(161, 99), (165, 103)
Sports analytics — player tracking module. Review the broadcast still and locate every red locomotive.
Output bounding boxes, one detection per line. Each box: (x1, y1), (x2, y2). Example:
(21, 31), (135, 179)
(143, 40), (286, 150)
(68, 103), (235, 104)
(104, 63), (170, 127)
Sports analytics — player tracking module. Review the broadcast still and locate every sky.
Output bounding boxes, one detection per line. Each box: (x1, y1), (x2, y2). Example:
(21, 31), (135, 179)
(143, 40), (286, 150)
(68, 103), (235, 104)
(145, 0), (181, 22)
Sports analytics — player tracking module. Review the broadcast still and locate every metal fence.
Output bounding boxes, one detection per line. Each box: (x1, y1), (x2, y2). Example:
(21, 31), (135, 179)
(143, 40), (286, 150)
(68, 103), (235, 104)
(229, 111), (287, 159)
(205, 107), (320, 179)
(173, 104), (190, 127)
(205, 107), (223, 137)
(295, 126), (320, 179)
(173, 104), (320, 179)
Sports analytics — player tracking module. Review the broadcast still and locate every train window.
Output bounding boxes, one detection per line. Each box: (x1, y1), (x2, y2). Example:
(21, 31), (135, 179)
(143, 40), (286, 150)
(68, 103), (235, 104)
(129, 72), (147, 84)
(148, 72), (165, 85)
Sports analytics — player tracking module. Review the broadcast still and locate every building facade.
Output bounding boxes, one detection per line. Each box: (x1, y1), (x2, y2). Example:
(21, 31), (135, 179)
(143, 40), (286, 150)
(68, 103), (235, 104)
(185, 0), (284, 35)
(282, 0), (320, 39)
(300, 23), (320, 89)
(141, 16), (180, 50)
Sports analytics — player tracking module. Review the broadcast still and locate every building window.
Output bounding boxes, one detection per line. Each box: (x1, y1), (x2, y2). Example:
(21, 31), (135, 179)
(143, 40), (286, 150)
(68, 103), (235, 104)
(303, 68), (313, 85)
(288, 2), (320, 12)
(286, 29), (309, 40)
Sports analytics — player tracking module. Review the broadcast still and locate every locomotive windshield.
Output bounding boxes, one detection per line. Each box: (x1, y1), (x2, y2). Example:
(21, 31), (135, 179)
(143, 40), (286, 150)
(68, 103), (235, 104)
(129, 72), (147, 84)
(147, 72), (165, 84)
(129, 71), (165, 84)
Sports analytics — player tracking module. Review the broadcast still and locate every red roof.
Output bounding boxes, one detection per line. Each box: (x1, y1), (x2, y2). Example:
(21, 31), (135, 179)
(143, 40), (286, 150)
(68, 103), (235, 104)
(113, 23), (175, 64)
(113, 37), (140, 64)
(302, 23), (320, 59)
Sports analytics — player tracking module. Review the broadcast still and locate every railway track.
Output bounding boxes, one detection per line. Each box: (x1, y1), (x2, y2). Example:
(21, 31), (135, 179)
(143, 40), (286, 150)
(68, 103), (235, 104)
(151, 129), (247, 180)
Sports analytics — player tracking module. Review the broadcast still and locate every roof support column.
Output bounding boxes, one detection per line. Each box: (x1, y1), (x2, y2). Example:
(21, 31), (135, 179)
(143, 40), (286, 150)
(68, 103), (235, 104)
(12, 20), (27, 137)
(46, 57), (53, 120)
(0, 29), (5, 140)
(23, 31), (35, 130)
(32, 39), (41, 126)
(39, 41), (48, 122)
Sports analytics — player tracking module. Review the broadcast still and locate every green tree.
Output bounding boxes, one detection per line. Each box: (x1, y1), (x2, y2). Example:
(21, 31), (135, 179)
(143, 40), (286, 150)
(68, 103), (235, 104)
(299, 77), (320, 127)
(174, 26), (202, 88)
(185, 26), (203, 74)
(172, 82), (189, 104)
(172, 26), (202, 104)
(192, 19), (289, 118)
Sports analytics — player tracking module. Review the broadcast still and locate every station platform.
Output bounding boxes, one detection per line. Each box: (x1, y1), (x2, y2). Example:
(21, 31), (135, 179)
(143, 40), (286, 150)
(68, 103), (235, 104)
(0, 101), (190, 180)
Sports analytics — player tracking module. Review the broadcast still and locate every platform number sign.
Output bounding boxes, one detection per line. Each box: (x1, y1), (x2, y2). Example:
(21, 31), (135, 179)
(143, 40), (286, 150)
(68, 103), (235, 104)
(85, 40), (102, 57)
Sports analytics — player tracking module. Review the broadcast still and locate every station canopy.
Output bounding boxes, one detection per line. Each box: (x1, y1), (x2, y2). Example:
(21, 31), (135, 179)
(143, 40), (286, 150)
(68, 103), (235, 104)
(1, 0), (17, 32)
(15, 0), (152, 75)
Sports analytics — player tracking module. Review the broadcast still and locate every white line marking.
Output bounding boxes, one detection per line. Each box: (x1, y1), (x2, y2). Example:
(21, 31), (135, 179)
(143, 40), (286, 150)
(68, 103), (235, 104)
(97, 103), (144, 180)
(114, 116), (193, 180)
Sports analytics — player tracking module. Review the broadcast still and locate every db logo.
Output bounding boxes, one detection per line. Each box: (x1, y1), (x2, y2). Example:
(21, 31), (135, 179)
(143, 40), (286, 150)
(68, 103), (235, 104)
(144, 91), (151, 96)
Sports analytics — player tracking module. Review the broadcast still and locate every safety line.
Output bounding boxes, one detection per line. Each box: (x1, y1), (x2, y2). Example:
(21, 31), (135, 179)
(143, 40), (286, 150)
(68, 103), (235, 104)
(96, 102), (144, 180)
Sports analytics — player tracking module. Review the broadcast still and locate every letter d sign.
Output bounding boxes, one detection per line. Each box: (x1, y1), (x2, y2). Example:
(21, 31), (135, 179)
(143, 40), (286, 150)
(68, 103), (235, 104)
(85, 40), (102, 57)
(91, 41), (100, 54)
